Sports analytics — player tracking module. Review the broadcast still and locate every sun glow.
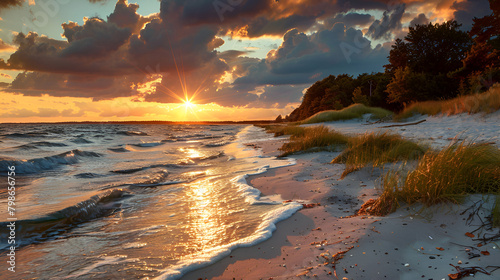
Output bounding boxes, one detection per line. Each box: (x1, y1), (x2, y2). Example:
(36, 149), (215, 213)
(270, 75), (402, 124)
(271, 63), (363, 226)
(184, 99), (195, 110)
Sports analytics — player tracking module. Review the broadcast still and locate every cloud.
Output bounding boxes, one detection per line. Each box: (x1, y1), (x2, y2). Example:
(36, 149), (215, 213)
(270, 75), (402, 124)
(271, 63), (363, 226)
(452, 0), (491, 30)
(8, 71), (140, 99)
(0, 72), (12, 79)
(2, 0), (483, 111)
(367, 4), (406, 40)
(0, 107), (61, 118)
(324, 13), (374, 29)
(0, 39), (15, 52)
(243, 14), (317, 38)
(61, 17), (132, 58)
(409, 13), (429, 27)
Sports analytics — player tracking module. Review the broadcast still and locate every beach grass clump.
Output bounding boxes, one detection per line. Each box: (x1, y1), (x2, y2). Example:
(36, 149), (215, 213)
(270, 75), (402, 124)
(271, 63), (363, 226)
(268, 125), (306, 137)
(365, 142), (500, 216)
(301, 104), (393, 124)
(280, 125), (348, 156)
(331, 132), (427, 178)
(396, 83), (500, 120)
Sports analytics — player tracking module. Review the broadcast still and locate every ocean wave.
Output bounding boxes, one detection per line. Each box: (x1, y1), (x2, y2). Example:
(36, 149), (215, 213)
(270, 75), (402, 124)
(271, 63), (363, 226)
(15, 141), (68, 150)
(108, 147), (130, 153)
(0, 149), (101, 174)
(0, 189), (128, 250)
(70, 137), (93, 144)
(74, 172), (107, 178)
(131, 141), (164, 148)
(111, 163), (188, 174)
(203, 141), (231, 148)
(2, 132), (49, 138)
(117, 131), (148, 136)
(185, 151), (225, 163)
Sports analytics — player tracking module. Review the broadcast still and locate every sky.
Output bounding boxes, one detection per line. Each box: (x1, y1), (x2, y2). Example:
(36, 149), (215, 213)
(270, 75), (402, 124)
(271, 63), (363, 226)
(0, 0), (493, 122)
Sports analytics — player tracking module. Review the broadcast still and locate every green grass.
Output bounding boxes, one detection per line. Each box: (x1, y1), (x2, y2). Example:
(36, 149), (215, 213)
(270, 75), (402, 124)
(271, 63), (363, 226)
(279, 125), (348, 156)
(365, 142), (500, 216)
(260, 125), (306, 137)
(301, 104), (393, 124)
(396, 83), (500, 121)
(331, 132), (428, 178)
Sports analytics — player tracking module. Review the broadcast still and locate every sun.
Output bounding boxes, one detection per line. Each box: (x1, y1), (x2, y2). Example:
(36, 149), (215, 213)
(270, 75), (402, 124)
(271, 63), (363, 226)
(184, 99), (195, 110)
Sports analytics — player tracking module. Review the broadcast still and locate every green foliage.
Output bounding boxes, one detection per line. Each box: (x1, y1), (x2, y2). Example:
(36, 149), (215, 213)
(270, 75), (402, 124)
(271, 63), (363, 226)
(352, 87), (369, 105)
(300, 104), (392, 124)
(286, 72), (393, 122)
(395, 83), (500, 120)
(279, 125), (348, 156)
(331, 132), (427, 178)
(368, 142), (500, 215)
(386, 21), (471, 75)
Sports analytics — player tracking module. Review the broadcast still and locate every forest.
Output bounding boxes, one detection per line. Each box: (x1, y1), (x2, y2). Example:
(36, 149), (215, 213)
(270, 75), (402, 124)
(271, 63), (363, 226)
(281, 0), (500, 122)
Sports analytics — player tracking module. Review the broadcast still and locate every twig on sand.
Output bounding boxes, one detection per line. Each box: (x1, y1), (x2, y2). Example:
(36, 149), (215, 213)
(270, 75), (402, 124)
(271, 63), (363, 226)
(378, 119), (426, 128)
(448, 264), (500, 279)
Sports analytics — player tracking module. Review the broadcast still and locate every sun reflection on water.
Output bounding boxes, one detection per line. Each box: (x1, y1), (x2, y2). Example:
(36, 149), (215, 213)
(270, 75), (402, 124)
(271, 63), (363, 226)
(183, 178), (232, 252)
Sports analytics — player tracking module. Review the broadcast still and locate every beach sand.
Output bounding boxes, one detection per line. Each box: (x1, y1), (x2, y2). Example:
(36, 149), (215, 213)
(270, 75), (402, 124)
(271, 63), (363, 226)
(182, 115), (500, 280)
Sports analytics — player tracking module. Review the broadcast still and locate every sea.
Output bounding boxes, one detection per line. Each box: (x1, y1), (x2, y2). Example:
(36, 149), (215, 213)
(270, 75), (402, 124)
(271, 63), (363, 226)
(0, 123), (301, 279)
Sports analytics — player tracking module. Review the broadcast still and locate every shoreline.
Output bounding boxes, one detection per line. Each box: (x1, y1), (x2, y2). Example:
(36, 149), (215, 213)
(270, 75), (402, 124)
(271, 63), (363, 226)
(183, 123), (499, 280)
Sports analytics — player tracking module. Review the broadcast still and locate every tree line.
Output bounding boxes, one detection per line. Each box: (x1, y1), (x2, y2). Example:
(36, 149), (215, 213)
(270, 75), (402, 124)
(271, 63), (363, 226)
(281, 0), (499, 122)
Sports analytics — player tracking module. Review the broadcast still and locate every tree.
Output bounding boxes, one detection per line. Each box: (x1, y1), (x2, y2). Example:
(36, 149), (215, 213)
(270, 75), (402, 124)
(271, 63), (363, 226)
(386, 21), (472, 75)
(352, 86), (369, 105)
(470, 0), (500, 47)
(386, 67), (410, 105)
(452, 0), (500, 93)
(384, 38), (409, 73)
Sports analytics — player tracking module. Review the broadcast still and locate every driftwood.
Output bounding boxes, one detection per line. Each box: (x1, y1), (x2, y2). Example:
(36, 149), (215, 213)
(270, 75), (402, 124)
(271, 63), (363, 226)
(379, 119), (426, 128)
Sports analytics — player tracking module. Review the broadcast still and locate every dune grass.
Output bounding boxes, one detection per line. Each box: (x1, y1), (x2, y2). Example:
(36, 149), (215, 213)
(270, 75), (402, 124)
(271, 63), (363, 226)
(279, 125), (348, 156)
(365, 142), (500, 216)
(301, 104), (393, 124)
(331, 132), (428, 178)
(396, 83), (500, 121)
(260, 125), (306, 137)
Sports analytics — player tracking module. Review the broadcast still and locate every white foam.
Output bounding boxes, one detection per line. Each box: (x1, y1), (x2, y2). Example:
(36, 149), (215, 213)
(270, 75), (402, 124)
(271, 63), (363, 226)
(153, 201), (302, 280)
(152, 125), (302, 280)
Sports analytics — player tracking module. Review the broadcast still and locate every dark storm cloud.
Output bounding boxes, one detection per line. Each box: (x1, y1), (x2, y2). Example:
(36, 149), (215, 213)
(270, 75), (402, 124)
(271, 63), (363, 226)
(452, 0), (492, 30)
(252, 85), (305, 108)
(367, 3), (406, 40)
(107, 0), (147, 32)
(1, 0), (431, 109)
(325, 13), (374, 29)
(7, 71), (139, 99)
(409, 13), (429, 27)
(177, 0), (271, 25)
(245, 15), (317, 37)
(61, 17), (132, 58)
(264, 25), (388, 77)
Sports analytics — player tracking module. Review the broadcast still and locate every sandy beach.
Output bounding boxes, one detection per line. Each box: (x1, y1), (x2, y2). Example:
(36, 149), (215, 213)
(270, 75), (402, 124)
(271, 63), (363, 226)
(183, 115), (500, 280)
